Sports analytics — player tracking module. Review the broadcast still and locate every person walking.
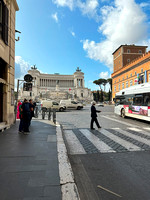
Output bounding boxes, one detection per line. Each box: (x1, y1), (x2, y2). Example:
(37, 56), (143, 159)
(90, 101), (101, 130)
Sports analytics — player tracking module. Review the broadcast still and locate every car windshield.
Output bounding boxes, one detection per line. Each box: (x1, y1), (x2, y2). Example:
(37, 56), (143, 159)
(71, 101), (77, 104)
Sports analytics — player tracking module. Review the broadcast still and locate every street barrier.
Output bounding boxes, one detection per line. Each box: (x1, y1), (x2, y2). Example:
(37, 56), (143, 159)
(41, 107), (56, 124)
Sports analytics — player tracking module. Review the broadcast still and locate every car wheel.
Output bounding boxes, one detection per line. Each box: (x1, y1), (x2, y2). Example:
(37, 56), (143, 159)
(59, 107), (64, 112)
(121, 109), (125, 118)
(77, 106), (81, 110)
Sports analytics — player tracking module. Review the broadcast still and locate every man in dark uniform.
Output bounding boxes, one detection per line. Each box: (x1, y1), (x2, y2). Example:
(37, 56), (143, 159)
(90, 101), (101, 130)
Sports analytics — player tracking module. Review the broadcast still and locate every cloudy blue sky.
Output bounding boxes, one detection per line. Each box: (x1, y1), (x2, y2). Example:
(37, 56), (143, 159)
(15, 0), (150, 91)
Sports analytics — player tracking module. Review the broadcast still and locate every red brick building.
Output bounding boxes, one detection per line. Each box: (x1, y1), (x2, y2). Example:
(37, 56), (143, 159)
(111, 45), (150, 99)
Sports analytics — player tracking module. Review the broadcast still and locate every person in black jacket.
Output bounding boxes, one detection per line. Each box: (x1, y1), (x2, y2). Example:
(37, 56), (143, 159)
(90, 101), (101, 130)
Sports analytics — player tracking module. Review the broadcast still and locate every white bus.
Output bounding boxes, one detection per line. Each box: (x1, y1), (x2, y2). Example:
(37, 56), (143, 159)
(114, 82), (150, 121)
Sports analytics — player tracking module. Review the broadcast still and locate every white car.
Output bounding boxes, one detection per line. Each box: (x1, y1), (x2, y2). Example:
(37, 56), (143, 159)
(41, 100), (65, 112)
(60, 100), (83, 110)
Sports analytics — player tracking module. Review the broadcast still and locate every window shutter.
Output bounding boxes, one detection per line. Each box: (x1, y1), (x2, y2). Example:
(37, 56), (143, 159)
(2, 2), (9, 45)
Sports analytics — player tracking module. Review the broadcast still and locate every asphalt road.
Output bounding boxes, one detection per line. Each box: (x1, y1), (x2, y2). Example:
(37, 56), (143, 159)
(57, 105), (150, 200)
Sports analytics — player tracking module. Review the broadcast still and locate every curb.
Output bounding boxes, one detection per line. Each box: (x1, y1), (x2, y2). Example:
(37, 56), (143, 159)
(56, 123), (80, 200)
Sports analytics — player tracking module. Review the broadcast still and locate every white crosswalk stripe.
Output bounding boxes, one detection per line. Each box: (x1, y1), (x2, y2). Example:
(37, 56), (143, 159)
(80, 129), (115, 153)
(63, 128), (150, 155)
(112, 128), (150, 146)
(65, 130), (86, 154)
(128, 127), (150, 137)
(99, 129), (141, 151)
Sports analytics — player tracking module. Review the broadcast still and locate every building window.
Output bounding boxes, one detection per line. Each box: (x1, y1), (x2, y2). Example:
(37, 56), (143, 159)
(122, 83), (124, 89)
(0, 1), (9, 45)
(141, 68), (143, 73)
(122, 77), (124, 80)
(126, 75), (128, 79)
(127, 49), (130, 53)
(119, 79), (120, 82)
(130, 73), (132, 77)
(119, 84), (120, 91)
(135, 71), (137, 75)
(127, 59), (130, 63)
(139, 50), (142, 53)
(114, 86), (116, 92)
(134, 79), (137, 85)
(126, 81), (128, 88)
(130, 80), (133, 87)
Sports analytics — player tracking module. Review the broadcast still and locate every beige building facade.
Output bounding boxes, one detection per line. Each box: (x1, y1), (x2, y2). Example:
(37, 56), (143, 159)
(0, 0), (19, 124)
(19, 67), (93, 102)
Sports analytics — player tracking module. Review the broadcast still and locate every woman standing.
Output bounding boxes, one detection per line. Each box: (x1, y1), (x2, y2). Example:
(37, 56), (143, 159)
(16, 100), (22, 119)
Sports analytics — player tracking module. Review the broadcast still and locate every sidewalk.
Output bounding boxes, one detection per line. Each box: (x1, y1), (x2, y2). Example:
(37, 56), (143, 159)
(0, 119), (62, 200)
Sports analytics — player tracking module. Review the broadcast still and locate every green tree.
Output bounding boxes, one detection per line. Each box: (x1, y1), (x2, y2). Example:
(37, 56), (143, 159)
(93, 78), (107, 102)
(107, 78), (112, 101)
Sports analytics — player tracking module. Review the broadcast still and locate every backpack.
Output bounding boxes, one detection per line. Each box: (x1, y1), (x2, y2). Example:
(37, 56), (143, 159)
(22, 102), (30, 113)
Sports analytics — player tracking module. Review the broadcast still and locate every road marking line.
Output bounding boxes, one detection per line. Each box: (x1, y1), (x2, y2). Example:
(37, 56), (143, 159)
(80, 129), (115, 153)
(143, 127), (150, 131)
(102, 115), (139, 127)
(99, 129), (141, 151)
(97, 185), (122, 198)
(128, 127), (150, 137)
(113, 128), (150, 146)
(65, 130), (86, 154)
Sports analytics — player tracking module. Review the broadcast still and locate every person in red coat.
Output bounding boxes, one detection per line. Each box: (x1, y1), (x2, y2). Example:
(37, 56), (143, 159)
(16, 100), (22, 119)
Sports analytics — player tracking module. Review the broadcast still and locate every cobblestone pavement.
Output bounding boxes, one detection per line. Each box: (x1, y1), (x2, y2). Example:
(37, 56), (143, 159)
(57, 105), (150, 154)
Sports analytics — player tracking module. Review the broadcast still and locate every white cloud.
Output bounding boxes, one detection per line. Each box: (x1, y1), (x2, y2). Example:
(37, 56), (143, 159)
(140, 2), (150, 8)
(52, 12), (58, 23)
(15, 56), (31, 77)
(82, 0), (149, 70)
(70, 30), (75, 37)
(52, 0), (99, 18)
(15, 56), (31, 90)
(99, 71), (110, 79)
(52, 0), (74, 10)
(77, 0), (99, 18)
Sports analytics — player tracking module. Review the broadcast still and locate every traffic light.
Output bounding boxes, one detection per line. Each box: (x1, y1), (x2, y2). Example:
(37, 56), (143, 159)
(23, 83), (32, 91)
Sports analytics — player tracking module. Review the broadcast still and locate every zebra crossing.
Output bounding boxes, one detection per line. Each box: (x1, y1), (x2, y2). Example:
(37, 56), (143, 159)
(63, 127), (150, 154)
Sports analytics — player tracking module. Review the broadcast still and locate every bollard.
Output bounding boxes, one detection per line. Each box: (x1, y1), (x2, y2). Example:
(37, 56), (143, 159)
(53, 109), (56, 124)
(42, 108), (46, 120)
(34, 106), (38, 118)
(48, 108), (51, 120)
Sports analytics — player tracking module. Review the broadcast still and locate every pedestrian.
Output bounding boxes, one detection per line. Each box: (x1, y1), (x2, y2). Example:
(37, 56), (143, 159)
(16, 100), (22, 119)
(21, 99), (33, 134)
(90, 101), (101, 130)
(18, 102), (24, 133)
(29, 99), (35, 125)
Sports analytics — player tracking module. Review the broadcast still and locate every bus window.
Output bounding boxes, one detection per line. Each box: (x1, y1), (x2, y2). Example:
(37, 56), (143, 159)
(143, 94), (150, 106)
(133, 96), (143, 106)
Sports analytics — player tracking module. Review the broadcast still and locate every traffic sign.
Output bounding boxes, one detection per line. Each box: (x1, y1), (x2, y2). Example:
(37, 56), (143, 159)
(23, 83), (32, 91)
(24, 74), (33, 82)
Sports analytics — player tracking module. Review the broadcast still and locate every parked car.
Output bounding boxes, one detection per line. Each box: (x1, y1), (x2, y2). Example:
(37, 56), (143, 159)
(60, 100), (83, 110)
(97, 102), (104, 107)
(41, 100), (65, 112)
